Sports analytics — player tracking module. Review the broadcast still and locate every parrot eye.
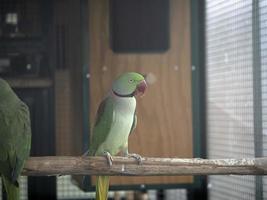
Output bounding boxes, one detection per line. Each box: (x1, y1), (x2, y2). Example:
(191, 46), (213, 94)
(129, 79), (134, 83)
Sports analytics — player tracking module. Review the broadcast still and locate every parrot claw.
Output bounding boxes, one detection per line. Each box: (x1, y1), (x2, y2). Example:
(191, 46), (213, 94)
(128, 153), (143, 165)
(103, 151), (113, 166)
(82, 150), (89, 157)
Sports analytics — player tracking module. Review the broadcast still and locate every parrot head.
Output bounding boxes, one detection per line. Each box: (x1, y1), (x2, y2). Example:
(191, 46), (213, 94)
(112, 72), (147, 97)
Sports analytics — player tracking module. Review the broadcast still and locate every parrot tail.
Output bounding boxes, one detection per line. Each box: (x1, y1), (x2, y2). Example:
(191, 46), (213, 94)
(2, 176), (19, 200)
(96, 176), (109, 200)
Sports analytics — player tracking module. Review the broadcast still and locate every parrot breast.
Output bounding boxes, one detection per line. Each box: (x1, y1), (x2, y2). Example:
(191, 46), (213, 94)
(96, 96), (136, 155)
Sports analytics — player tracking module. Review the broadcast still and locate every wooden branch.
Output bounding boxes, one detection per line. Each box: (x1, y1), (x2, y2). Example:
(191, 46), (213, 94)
(22, 156), (267, 176)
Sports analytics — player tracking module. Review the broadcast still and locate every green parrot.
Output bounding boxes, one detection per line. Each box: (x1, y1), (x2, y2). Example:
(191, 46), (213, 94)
(87, 72), (147, 200)
(0, 78), (31, 200)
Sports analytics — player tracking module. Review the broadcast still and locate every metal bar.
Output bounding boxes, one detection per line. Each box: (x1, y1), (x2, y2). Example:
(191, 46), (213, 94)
(252, 0), (263, 199)
(80, 0), (90, 153)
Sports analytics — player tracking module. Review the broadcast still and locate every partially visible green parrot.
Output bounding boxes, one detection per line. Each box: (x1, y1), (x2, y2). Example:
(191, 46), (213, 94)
(86, 72), (147, 200)
(0, 78), (31, 200)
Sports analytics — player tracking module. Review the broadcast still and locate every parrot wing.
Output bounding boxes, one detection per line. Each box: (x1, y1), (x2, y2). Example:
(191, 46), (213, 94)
(0, 101), (31, 183)
(89, 96), (114, 156)
(129, 111), (137, 135)
(11, 102), (31, 182)
(72, 96), (115, 191)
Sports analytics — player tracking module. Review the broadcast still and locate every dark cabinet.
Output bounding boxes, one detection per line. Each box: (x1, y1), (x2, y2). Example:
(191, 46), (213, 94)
(15, 88), (56, 200)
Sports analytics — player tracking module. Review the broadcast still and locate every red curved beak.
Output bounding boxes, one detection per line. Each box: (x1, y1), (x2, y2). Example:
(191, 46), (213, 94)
(136, 80), (147, 97)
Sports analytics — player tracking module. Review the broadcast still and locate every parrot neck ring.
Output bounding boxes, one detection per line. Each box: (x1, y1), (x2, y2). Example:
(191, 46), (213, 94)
(112, 90), (135, 97)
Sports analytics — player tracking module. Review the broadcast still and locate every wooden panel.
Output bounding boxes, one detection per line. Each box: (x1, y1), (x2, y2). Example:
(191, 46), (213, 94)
(89, 0), (193, 185)
(54, 0), (84, 156)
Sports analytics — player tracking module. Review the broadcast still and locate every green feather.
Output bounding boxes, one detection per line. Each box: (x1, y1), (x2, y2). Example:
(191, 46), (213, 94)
(0, 79), (31, 200)
(130, 112), (137, 135)
(89, 96), (114, 156)
(2, 176), (19, 200)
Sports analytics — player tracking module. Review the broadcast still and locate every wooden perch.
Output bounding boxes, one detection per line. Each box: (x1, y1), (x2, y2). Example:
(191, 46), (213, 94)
(22, 156), (267, 176)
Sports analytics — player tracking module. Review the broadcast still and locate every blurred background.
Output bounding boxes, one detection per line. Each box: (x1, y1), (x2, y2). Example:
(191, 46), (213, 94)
(0, 0), (266, 199)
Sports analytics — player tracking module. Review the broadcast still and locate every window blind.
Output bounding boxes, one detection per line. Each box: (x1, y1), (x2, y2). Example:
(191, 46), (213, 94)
(205, 1), (256, 199)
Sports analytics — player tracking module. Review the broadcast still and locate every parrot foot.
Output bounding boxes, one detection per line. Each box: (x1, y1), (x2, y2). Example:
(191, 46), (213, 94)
(128, 153), (143, 165)
(82, 149), (89, 157)
(103, 151), (113, 166)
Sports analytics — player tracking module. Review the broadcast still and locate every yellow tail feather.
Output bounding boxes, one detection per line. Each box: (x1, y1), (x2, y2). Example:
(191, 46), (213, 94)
(96, 176), (109, 200)
(2, 176), (19, 200)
